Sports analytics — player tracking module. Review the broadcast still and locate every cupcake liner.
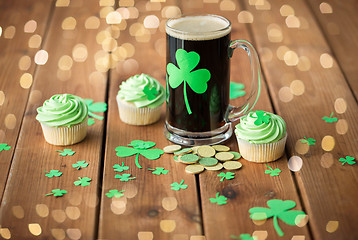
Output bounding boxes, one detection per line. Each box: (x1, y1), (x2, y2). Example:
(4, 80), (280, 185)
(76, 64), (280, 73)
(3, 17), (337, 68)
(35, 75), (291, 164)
(116, 96), (162, 125)
(235, 133), (287, 163)
(40, 119), (87, 146)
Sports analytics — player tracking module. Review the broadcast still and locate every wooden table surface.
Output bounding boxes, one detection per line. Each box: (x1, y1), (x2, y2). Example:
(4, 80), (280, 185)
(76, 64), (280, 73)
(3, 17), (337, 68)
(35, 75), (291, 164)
(0, 0), (357, 239)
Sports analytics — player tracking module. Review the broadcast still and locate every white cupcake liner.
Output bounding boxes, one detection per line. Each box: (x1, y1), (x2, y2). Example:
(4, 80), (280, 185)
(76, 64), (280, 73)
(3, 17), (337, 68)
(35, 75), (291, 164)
(40, 119), (87, 146)
(235, 133), (287, 163)
(116, 95), (162, 125)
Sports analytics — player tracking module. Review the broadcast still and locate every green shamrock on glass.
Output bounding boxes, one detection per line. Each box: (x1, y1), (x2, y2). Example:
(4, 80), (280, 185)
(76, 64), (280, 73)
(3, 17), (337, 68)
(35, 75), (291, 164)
(165, 14), (261, 146)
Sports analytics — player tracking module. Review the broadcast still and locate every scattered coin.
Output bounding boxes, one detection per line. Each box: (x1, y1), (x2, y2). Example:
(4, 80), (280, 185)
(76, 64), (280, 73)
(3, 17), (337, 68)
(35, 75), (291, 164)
(229, 151), (241, 160)
(215, 152), (235, 161)
(174, 147), (193, 155)
(205, 162), (224, 171)
(179, 154), (200, 164)
(191, 146), (200, 154)
(163, 144), (182, 153)
(197, 145), (216, 158)
(199, 157), (218, 166)
(223, 161), (243, 170)
(212, 145), (230, 152)
(185, 164), (205, 174)
(173, 155), (180, 162)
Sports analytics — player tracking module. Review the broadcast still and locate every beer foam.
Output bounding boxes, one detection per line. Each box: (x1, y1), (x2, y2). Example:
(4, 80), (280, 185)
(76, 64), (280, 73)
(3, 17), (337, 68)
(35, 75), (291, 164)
(166, 15), (231, 40)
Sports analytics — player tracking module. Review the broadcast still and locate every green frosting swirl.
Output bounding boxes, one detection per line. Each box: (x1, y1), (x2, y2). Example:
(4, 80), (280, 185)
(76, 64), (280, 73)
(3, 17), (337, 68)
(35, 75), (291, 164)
(117, 73), (165, 108)
(235, 111), (286, 144)
(36, 94), (88, 127)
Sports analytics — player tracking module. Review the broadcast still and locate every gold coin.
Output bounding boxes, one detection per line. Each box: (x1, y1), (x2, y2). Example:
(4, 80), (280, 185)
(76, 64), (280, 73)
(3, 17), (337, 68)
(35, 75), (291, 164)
(163, 145), (182, 153)
(223, 161), (243, 170)
(212, 145), (230, 152)
(197, 145), (216, 158)
(185, 164), (205, 174)
(173, 155), (180, 162)
(191, 146), (200, 154)
(174, 147), (192, 155)
(204, 162), (223, 171)
(215, 152), (234, 161)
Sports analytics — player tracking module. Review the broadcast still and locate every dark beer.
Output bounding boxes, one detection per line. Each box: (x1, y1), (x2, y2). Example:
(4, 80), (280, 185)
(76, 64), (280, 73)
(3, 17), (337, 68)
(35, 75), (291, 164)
(166, 15), (231, 133)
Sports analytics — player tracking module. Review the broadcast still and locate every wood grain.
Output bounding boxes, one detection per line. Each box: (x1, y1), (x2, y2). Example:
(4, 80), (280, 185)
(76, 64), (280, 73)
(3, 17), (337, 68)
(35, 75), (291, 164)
(0, 0), (52, 201)
(245, 0), (358, 239)
(0, 0), (107, 238)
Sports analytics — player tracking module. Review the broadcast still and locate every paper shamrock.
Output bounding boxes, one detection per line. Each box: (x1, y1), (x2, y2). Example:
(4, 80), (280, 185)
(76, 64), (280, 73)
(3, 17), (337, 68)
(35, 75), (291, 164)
(230, 234), (256, 240)
(84, 99), (107, 125)
(167, 49), (211, 115)
(115, 173), (136, 181)
(210, 192), (228, 205)
(148, 167), (169, 175)
(113, 162), (129, 172)
(322, 112), (338, 123)
(339, 156), (356, 165)
(300, 137), (316, 146)
(253, 111), (270, 125)
(72, 161), (89, 170)
(143, 86), (158, 101)
(249, 199), (306, 237)
(44, 170), (63, 178)
(171, 179), (188, 191)
(56, 149), (75, 156)
(74, 177), (92, 187)
(105, 189), (125, 198)
(0, 143), (11, 152)
(115, 140), (164, 169)
(230, 82), (246, 99)
(46, 189), (67, 197)
(217, 172), (235, 182)
(265, 165), (281, 176)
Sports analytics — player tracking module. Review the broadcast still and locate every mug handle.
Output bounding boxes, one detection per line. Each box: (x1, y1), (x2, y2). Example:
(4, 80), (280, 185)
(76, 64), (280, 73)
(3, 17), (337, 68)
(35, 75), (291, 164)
(226, 39), (262, 122)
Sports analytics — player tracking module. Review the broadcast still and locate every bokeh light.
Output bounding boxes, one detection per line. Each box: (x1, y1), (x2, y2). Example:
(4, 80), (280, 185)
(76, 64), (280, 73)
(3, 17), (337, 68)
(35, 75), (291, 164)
(288, 155), (303, 172)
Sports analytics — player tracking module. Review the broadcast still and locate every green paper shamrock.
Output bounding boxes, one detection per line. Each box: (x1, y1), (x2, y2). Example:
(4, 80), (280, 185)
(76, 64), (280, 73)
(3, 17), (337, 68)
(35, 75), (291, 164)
(88, 118), (95, 126)
(167, 49), (211, 115)
(265, 165), (281, 176)
(74, 177), (92, 187)
(230, 234), (256, 240)
(217, 172), (235, 182)
(143, 86), (158, 101)
(300, 137), (316, 146)
(84, 99), (107, 120)
(322, 112), (338, 123)
(46, 189), (67, 197)
(0, 143), (11, 152)
(56, 149), (75, 156)
(115, 173), (136, 181)
(113, 162), (129, 172)
(171, 179), (188, 191)
(249, 199), (306, 237)
(253, 111), (270, 125)
(105, 189), (125, 198)
(230, 82), (246, 99)
(148, 167), (169, 175)
(115, 140), (164, 169)
(210, 192), (227, 205)
(44, 170), (63, 178)
(72, 161), (89, 170)
(339, 156), (356, 165)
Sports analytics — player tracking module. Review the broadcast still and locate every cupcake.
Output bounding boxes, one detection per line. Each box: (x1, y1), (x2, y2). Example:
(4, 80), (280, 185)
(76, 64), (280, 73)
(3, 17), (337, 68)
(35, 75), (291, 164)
(235, 111), (287, 163)
(116, 73), (165, 125)
(36, 94), (88, 146)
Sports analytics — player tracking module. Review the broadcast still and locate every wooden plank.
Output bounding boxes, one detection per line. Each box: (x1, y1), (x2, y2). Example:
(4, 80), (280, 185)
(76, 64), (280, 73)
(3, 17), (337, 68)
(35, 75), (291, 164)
(181, 1), (311, 239)
(244, 0), (358, 239)
(98, 0), (204, 239)
(0, 0), (108, 238)
(0, 0), (52, 201)
(306, 0), (358, 98)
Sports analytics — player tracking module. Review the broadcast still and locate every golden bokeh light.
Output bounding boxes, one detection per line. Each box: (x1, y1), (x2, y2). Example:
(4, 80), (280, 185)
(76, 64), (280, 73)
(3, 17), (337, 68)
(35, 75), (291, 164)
(99, 0), (114, 7)
(85, 16), (100, 29)
(320, 2), (333, 14)
(72, 44), (88, 62)
(238, 11), (254, 23)
(66, 229), (81, 240)
(19, 55), (31, 71)
(28, 223), (42, 236)
(0, 228), (11, 239)
(24, 20), (37, 33)
(284, 50), (299, 66)
(100, 7), (114, 18)
(122, 58), (139, 74)
(35, 204), (49, 217)
(109, 25), (121, 38)
(297, 56), (311, 71)
(102, 37), (117, 52)
(320, 53), (333, 68)
(96, 30), (111, 44)
(276, 45), (290, 60)
(288, 155), (303, 172)
(106, 11), (122, 24)
(267, 24), (283, 42)
(162, 197), (178, 211)
(12, 205), (25, 219)
(58, 55), (73, 71)
(122, 183), (138, 198)
(280, 4), (294, 16)
(138, 232), (154, 240)
(28, 34), (42, 48)
(119, 0), (134, 7)
(111, 197), (127, 215)
(34, 49), (49, 65)
(278, 86), (293, 103)
(52, 209), (67, 223)
(321, 153), (334, 168)
(4, 26), (16, 39)
(255, 0), (271, 10)
(62, 17), (77, 30)
(20, 73), (33, 89)
(122, 43), (135, 58)
(285, 15), (300, 28)
(65, 207), (81, 220)
(144, 15), (160, 29)
(161, 6), (181, 19)
(0, 26), (2, 37)
(334, 98), (347, 114)
(51, 229), (66, 240)
(220, 0), (236, 11)
(326, 220), (339, 233)
(112, 47), (127, 61)
(336, 119), (348, 135)
(190, 236), (206, 240)
(146, 2), (161, 11)
(295, 139), (309, 155)
(89, 71), (106, 87)
(0, 91), (5, 106)
(291, 236), (305, 240)
(56, 0), (70, 7)
(252, 230), (268, 240)
(127, 7), (139, 19)
(321, 135), (335, 151)
(5, 114), (16, 129)
(290, 80), (305, 96)
(160, 220), (176, 233)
